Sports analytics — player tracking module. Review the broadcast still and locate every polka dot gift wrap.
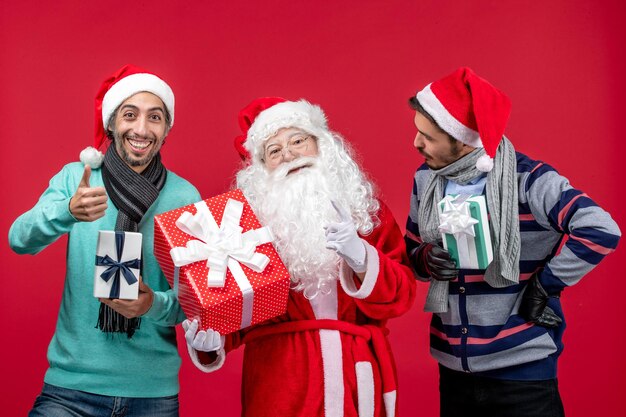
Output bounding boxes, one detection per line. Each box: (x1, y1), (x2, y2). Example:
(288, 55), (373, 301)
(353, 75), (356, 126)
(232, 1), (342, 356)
(154, 189), (290, 334)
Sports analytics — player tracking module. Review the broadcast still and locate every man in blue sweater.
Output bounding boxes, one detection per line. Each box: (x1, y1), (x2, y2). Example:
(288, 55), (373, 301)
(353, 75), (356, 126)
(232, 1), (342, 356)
(9, 65), (200, 417)
(405, 67), (621, 417)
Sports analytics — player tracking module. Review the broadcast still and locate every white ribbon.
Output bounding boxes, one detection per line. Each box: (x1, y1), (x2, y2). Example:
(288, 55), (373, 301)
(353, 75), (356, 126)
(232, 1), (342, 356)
(169, 198), (274, 328)
(438, 194), (479, 237)
(438, 195), (479, 268)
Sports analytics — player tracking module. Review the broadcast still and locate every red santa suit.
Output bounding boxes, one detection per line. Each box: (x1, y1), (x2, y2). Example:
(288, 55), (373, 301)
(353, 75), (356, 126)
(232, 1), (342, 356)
(189, 201), (416, 417)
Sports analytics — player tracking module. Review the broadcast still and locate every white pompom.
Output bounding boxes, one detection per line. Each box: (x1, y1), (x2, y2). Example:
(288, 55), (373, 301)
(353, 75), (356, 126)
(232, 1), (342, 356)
(79, 146), (104, 169)
(476, 154), (494, 172)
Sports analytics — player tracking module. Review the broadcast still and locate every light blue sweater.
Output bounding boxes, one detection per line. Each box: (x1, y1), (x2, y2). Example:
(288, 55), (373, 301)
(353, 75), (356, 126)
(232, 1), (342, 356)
(9, 162), (200, 397)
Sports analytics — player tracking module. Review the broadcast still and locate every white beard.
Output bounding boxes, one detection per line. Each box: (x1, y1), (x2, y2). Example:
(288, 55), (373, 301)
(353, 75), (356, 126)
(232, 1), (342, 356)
(242, 157), (343, 299)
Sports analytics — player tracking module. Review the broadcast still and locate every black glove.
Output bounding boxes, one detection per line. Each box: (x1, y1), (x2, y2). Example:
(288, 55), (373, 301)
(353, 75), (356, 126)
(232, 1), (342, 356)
(411, 243), (458, 281)
(519, 272), (562, 328)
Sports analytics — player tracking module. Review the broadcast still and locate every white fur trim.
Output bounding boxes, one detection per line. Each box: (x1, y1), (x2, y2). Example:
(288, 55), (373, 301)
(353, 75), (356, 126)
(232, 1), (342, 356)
(310, 282), (342, 416)
(186, 344), (226, 373)
(319, 329), (344, 417)
(339, 241), (379, 299)
(310, 283), (339, 320)
(79, 146), (104, 168)
(383, 390), (397, 417)
(476, 154), (494, 172)
(416, 84), (482, 148)
(102, 73), (175, 128)
(356, 361), (375, 417)
(245, 100), (328, 161)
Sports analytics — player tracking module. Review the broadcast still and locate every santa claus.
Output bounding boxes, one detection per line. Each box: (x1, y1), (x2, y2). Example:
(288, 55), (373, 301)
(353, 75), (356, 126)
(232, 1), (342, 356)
(183, 97), (416, 417)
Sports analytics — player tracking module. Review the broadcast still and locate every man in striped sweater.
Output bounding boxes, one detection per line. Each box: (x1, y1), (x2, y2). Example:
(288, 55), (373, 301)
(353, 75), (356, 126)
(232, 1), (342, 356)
(405, 67), (620, 417)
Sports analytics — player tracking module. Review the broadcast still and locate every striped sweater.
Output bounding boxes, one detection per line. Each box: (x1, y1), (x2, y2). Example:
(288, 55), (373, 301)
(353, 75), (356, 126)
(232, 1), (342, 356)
(405, 152), (621, 380)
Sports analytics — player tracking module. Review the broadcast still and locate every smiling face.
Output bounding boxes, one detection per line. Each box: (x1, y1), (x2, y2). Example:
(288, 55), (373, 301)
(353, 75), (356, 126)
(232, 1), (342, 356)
(413, 111), (474, 169)
(109, 92), (168, 173)
(262, 127), (319, 172)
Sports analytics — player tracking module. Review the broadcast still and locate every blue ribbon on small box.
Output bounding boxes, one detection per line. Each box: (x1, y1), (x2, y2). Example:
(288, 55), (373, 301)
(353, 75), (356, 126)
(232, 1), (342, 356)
(95, 231), (141, 299)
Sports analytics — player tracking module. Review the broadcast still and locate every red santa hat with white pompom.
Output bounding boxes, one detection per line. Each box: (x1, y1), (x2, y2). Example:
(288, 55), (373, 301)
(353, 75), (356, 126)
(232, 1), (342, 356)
(234, 97), (331, 164)
(80, 64), (175, 168)
(415, 67), (511, 172)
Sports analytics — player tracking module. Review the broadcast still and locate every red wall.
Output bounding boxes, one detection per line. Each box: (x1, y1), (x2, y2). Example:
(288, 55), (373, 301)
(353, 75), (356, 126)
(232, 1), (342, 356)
(2, 1), (624, 416)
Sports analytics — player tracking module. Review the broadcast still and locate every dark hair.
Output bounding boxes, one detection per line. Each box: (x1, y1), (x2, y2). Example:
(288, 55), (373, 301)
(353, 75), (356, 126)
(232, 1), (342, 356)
(105, 102), (172, 140)
(408, 96), (457, 144)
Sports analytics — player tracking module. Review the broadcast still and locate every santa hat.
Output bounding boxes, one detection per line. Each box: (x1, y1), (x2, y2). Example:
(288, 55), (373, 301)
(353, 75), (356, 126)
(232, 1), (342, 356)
(80, 64), (175, 168)
(234, 97), (287, 161)
(235, 97), (330, 162)
(415, 67), (511, 172)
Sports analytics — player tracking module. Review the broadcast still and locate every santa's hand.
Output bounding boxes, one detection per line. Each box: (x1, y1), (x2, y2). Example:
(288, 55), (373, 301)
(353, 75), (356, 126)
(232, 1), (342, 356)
(324, 201), (367, 273)
(182, 319), (224, 352)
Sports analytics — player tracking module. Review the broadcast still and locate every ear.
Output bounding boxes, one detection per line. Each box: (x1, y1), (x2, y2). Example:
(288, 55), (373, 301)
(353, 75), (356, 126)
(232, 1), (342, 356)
(457, 141), (476, 158)
(463, 142), (475, 150)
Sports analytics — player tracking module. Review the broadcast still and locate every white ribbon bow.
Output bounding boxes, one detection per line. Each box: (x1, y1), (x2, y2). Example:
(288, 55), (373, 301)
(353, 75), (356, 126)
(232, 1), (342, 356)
(170, 199), (274, 287)
(438, 194), (479, 237)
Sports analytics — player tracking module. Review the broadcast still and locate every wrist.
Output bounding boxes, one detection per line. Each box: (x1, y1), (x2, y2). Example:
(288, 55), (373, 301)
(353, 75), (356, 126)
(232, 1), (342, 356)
(67, 197), (80, 221)
(142, 289), (155, 315)
(412, 243), (432, 278)
(345, 239), (367, 273)
(346, 254), (367, 274)
(142, 290), (164, 318)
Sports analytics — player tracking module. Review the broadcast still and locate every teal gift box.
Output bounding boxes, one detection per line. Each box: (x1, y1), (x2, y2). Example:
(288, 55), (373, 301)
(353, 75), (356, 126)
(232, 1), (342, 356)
(437, 194), (493, 269)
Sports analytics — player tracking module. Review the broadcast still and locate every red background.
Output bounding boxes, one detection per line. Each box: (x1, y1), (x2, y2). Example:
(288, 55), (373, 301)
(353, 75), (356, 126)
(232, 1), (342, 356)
(1, 1), (624, 416)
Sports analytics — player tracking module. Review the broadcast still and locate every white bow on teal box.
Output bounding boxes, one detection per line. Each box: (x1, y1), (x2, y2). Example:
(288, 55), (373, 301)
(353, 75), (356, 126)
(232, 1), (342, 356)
(437, 194), (493, 269)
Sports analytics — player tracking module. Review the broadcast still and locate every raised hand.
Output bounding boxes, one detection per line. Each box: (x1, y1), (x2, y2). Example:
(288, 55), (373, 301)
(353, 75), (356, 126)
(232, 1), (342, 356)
(69, 165), (108, 222)
(324, 200), (367, 273)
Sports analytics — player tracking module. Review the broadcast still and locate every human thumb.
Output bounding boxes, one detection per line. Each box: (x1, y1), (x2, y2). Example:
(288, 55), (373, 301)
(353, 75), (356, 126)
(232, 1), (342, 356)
(79, 164), (92, 188)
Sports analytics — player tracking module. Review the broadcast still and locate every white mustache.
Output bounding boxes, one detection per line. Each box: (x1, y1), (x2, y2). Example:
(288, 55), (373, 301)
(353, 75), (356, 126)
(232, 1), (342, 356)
(270, 156), (317, 180)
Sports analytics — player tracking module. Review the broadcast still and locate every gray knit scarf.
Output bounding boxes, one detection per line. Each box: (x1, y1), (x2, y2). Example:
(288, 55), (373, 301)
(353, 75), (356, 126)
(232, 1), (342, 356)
(98, 145), (167, 337)
(418, 137), (520, 313)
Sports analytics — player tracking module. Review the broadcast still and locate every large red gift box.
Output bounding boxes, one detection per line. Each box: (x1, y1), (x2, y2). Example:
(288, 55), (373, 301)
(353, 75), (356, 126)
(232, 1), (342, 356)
(154, 189), (290, 334)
